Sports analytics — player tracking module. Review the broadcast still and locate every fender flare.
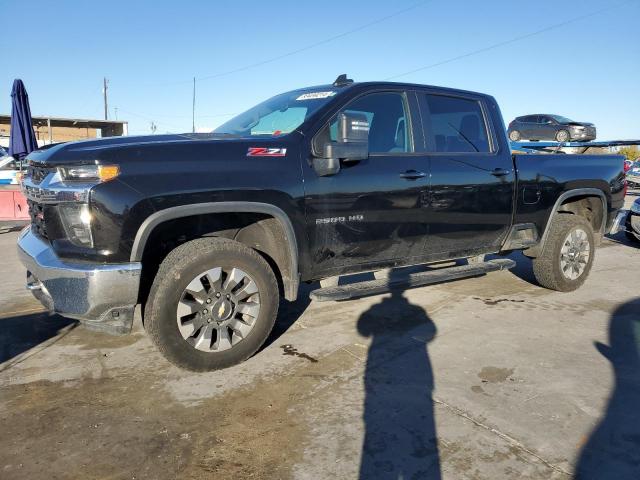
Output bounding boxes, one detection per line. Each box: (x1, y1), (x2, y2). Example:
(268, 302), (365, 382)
(130, 201), (299, 300)
(526, 188), (607, 257)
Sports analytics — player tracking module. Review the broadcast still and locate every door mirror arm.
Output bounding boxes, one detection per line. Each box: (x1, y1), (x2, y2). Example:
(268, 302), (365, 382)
(312, 156), (341, 177)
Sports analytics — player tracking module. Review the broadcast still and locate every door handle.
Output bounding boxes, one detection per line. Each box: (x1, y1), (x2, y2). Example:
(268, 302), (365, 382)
(490, 168), (510, 177)
(399, 170), (427, 180)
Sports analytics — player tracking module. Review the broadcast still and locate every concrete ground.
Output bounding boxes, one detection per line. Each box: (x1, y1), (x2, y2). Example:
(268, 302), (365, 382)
(1, 193), (639, 480)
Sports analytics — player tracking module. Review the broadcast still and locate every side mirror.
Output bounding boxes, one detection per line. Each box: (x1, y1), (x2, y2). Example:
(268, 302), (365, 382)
(312, 112), (370, 177)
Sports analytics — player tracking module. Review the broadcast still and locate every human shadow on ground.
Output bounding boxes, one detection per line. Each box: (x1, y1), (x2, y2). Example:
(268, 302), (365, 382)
(574, 298), (640, 479)
(0, 311), (76, 367)
(357, 277), (441, 479)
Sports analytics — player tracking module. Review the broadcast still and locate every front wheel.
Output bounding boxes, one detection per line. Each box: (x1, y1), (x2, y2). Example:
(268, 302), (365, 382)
(145, 237), (279, 371)
(509, 130), (521, 142)
(556, 129), (570, 142)
(532, 215), (595, 292)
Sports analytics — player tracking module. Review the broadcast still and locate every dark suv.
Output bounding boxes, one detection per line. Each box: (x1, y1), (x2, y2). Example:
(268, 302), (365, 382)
(508, 114), (596, 143)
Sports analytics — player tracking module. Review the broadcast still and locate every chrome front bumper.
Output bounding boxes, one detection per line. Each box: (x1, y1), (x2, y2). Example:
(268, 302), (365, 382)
(17, 227), (142, 334)
(609, 210), (627, 235)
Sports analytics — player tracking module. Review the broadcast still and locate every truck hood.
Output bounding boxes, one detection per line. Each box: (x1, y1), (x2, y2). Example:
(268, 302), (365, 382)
(25, 132), (294, 166)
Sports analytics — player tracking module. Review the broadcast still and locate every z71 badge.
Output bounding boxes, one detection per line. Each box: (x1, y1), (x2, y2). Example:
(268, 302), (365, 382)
(247, 147), (287, 157)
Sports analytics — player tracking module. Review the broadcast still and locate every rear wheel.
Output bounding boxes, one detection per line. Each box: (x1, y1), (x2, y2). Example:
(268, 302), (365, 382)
(509, 130), (521, 142)
(145, 237), (279, 371)
(532, 215), (595, 291)
(556, 129), (570, 142)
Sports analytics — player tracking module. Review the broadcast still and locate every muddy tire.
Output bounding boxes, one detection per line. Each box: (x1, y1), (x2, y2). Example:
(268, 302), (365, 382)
(145, 237), (279, 371)
(532, 215), (595, 292)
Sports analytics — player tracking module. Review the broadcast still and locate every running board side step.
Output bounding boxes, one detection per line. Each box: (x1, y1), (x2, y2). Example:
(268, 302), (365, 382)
(309, 258), (516, 302)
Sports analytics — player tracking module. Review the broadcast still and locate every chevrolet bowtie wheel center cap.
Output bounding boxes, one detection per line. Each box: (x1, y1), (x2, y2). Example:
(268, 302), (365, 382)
(213, 299), (234, 322)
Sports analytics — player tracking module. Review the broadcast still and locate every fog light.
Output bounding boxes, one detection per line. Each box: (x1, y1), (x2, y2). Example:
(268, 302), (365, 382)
(59, 204), (93, 247)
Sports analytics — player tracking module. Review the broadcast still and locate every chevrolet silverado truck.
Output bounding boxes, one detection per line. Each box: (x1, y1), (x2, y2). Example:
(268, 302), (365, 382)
(18, 76), (627, 371)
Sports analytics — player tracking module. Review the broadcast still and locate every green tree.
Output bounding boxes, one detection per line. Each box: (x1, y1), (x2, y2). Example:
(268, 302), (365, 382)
(618, 145), (639, 161)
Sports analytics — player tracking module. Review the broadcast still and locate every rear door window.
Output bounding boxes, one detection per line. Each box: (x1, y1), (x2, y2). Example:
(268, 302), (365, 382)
(421, 94), (491, 153)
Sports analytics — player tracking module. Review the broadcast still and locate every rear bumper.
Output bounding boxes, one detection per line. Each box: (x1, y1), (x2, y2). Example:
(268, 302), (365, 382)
(17, 227), (141, 334)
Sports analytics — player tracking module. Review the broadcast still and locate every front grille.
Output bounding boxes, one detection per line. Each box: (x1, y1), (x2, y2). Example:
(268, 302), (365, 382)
(28, 165), (51, 184)
(28, 200), (48, 240)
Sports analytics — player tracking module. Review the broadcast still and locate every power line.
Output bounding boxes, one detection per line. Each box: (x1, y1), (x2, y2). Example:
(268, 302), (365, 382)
(197, 0), (430, 82)
(117, 0), (635, 132)
(103, 77), (109, 120)
(152, 0), (430, 87)
(192, 77), (196, 133)
(385, 0), (637, 80)
(116, 1), (431, 122)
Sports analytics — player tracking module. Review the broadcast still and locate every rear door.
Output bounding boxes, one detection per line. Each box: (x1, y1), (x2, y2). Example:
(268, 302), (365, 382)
(302, 89), (431, 277)
(417, 92), (515, 257)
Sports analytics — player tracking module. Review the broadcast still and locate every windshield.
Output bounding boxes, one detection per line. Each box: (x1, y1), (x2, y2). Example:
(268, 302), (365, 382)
(550, 115), (575, 123)
(214, 88), (339, 136)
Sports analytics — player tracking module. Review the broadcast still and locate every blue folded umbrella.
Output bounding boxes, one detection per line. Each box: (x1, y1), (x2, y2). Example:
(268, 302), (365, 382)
(8, 79), (38, 161)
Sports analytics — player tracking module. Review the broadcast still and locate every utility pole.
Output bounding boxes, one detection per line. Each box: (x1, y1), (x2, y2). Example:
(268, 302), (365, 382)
(103, 77), (109, 120)
(192, 77), (196, 133)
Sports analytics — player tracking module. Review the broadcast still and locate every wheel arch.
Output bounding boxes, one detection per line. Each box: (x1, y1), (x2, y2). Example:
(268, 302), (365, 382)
(131, 202), (299, 301)
(524, 188), (607, 257)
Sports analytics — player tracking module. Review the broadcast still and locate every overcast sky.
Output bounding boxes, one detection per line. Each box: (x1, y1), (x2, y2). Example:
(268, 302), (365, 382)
(2, 0), (639, 139)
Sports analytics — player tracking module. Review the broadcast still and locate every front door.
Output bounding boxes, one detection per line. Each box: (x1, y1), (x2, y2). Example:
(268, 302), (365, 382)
(303, 90), (430, 277)
(417, 92), (515, 258)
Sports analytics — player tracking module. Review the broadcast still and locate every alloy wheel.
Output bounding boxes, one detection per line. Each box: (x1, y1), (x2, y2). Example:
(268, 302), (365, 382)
(559, 228), (590, 280)
(557, 130), (569, 142)
(176, 267), (260, 352)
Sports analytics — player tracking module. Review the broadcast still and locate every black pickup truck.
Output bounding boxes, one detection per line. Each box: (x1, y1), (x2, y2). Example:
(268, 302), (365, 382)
(18, 76), (627, 371)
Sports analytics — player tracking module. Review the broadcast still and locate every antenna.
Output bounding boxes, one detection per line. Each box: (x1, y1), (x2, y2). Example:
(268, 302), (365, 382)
(333, 74), (354, 87)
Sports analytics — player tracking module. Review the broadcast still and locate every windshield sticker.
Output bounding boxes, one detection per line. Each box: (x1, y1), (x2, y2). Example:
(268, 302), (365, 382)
(296, 91), (337, 101)
(247, 147), (287, 157)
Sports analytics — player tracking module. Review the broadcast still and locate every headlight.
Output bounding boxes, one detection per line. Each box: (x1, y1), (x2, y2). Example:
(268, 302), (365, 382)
(631, 201), (640, 214)
(59, 203), (93, 247)
(58, 164), (119, 182)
